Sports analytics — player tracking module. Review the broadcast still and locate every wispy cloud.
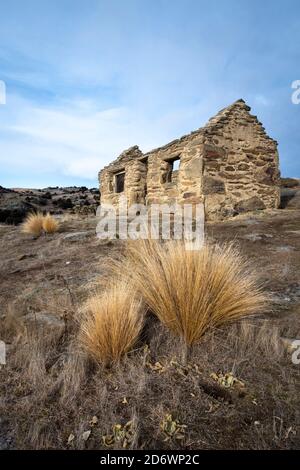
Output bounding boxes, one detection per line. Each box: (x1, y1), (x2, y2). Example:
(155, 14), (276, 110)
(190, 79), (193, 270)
(1, 94), (219, 184)
(0, 0), (299, 187)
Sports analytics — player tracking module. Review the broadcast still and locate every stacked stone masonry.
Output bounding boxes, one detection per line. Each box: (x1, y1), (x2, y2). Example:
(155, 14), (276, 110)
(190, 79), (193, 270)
(98, 100), (280, 220)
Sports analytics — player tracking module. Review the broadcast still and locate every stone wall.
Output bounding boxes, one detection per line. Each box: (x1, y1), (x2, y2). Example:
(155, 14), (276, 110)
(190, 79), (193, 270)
(201, 100), (280, 219)
(99, 145), (145, 206)
(98, 99), (280, 220)
(144, 135), (204, 206)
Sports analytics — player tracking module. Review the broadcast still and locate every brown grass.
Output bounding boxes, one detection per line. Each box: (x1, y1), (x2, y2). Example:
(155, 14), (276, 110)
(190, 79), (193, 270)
(21, 212), (44, 237)
(114, 239), (268, 347)
(79, 280), (144, 366)
(42, 213), (59, 233)
(1, 212), (298, 450)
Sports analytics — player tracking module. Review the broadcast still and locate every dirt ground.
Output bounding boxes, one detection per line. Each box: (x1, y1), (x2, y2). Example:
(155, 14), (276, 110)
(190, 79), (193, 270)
(0, 208), (299, 449)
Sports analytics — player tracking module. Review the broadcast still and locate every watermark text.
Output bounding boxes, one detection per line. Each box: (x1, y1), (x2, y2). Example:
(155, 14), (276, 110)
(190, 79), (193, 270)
(291, 80), (300, 104)
(0, 340), (6, 365)
(96, 196), (204, 250)
(0, 80), (6, 105)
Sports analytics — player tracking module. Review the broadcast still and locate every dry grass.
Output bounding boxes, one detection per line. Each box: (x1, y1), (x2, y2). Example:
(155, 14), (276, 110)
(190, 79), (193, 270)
(42, 213), (59, 233)
(2, 306), (296, 450)
(21, 212), (44, 237)
(114, 239), (268, 347)
(21, 212), (59, 236)
(1, 211), (299, 450)
(79, 280), (144, 366)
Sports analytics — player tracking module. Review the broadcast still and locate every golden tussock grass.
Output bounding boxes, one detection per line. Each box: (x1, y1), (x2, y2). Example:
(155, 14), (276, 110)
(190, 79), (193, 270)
(42, 213), (59, 233)
(21, 212), (44, 237)
(114, 239), (268, 347)
(21, 212), (59, 236)
(79, 280), (144, 366)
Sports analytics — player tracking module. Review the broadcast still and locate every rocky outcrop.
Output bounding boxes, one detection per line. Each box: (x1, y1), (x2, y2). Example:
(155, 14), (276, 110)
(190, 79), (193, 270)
(0, 186), (100, 224)
(280, 177), (299, 188)
(281, 188), (300, 209)
(280, 178), (300, 209)
(0, 200), (35, 224)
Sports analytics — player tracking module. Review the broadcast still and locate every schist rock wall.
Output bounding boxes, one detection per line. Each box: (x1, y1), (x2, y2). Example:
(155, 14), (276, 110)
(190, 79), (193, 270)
(99, 100), (280, 220)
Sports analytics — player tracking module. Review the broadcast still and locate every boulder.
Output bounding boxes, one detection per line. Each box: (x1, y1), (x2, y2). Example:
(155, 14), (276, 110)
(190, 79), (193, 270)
(281, 189), (300, 209)
(62, 231), (92, 242)
(24, 311), (65, 338)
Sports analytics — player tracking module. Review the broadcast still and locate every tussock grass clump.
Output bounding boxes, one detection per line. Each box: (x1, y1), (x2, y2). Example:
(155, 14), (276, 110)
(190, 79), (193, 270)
(116, 240), (267, 347)
(21, 212), (44, 237)
(21, 212), (59, 236)
(42, 213), (59, 233)
(79, 280), (144, 366)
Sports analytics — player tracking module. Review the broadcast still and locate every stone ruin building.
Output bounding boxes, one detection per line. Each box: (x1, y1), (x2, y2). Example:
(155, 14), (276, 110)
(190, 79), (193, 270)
(98, 99), (280, 220)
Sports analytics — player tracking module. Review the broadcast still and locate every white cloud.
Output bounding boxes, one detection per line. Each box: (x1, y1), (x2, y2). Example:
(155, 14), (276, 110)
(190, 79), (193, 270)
(0, 95), (184, 182)
(0, 97), (139, 181)
(1, 92), (227, 184)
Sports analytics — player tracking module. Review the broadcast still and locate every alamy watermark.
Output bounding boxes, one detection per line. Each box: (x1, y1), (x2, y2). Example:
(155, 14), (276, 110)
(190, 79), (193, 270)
(0, 80), (6, 105)
(291, 340), (300, 365)
(96, 196), (204, 250)
(291, 80), (300, 104)
(0, 340), (6, 365)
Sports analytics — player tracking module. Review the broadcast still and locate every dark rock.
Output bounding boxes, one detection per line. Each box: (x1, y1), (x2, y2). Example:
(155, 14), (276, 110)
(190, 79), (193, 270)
(257, 167), (277, 186)
(238, 163), (249, 171)
(62, 231), (91, 242)
(281, 189), (300, 209)
(203, 177), (225, 194)
(183, 192), (197, 199)
(53, 198), (73, 209)
(0, 186), (14, 194)
(0, 201), (35, 224)
(90, 188), (100, 194)
(280, 177), (299, 188)
(24, 311), (65, 338)
(41, 191), (52, 199)
(234, 196), (266, 213)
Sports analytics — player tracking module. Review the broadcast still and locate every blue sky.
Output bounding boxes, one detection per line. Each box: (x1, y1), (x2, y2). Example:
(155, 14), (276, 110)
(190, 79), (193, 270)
(0, 0), (299, 188)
